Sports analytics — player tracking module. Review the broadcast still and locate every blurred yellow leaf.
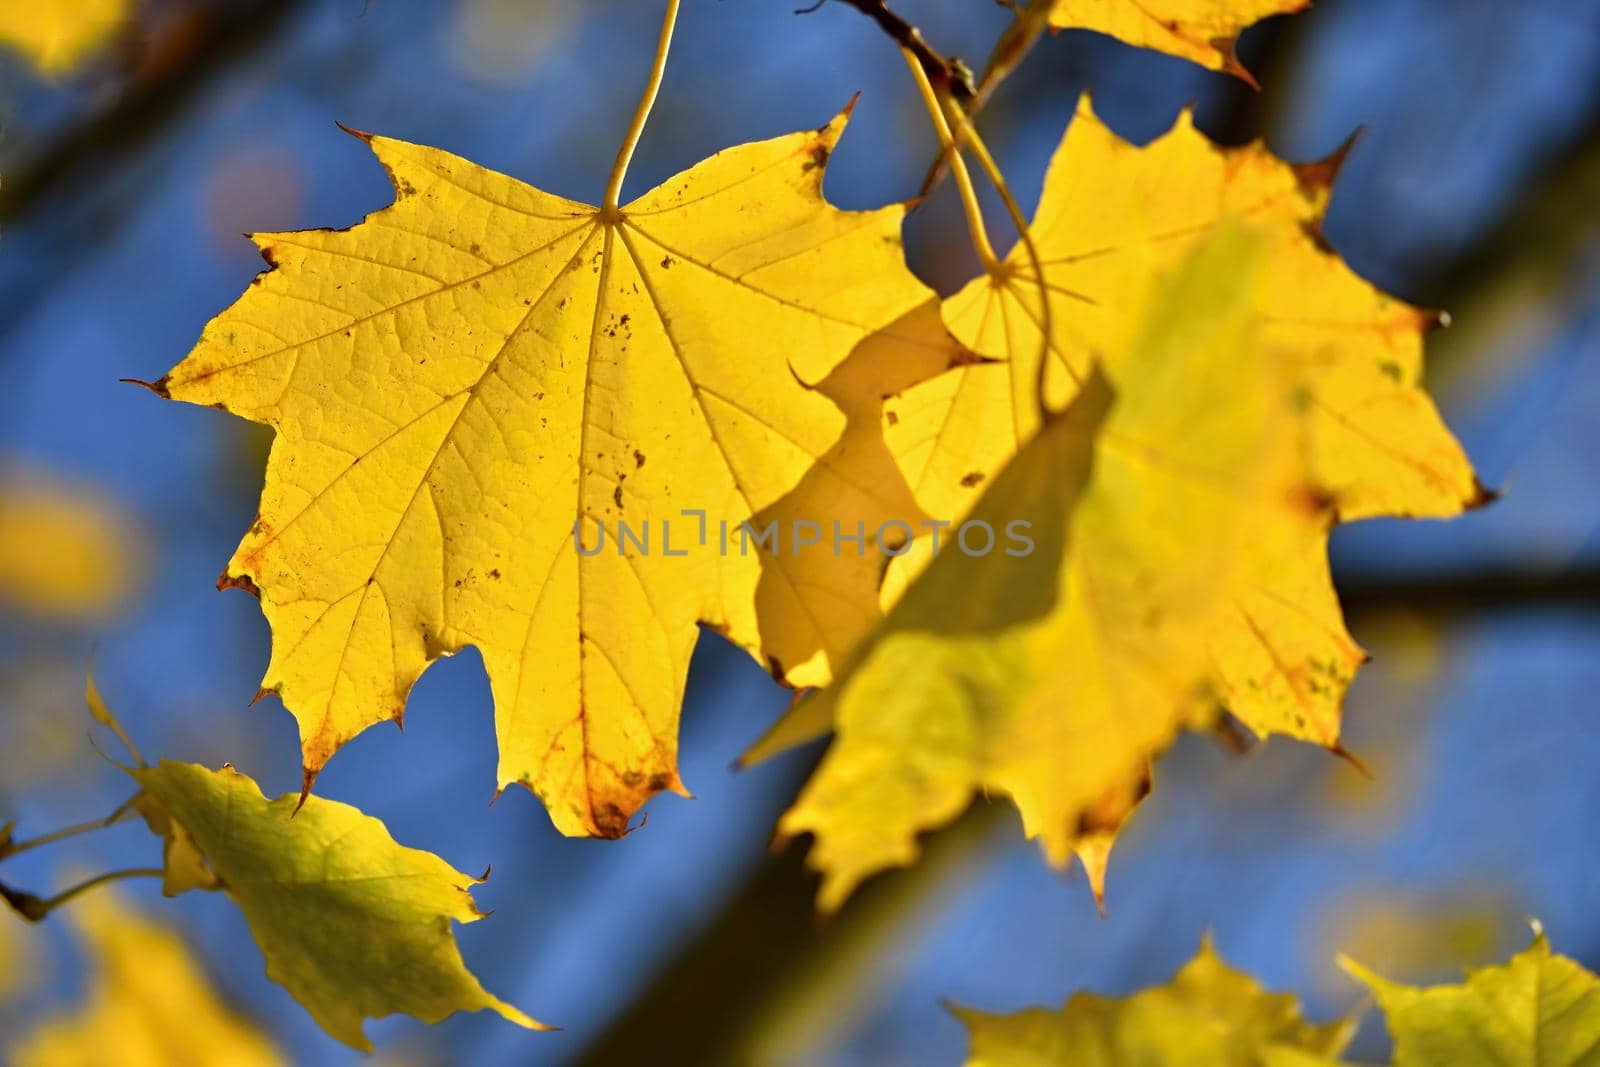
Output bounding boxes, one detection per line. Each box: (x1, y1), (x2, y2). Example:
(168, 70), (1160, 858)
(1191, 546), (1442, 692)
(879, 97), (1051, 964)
(1345, 928), (1600, 1067)
(132, 759), (544, 1049)
(450, 0), (581, 84)
(0, 0), (125, 77)
(9, 891), (286, 1067)
(953, 937), (1354, 1067)
(1048, 0), (1305, 78)
(1320, 893), (1510, 993)
(146, 107), (937, 838)
(0, 470), (136, 622)
(0, 909), (31, 1003)
(890, 98), (1479, 750)
(758, 226), (1320, 909)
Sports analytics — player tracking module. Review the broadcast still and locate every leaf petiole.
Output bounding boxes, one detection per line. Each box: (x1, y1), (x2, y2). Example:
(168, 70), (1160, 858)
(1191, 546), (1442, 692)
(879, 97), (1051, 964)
(937, 97), (1058, 419)
(901, 47), (1002, 275)
(1, 866), (163, 923)
(602, 0), (682, 215)
(0, 794), (140, 862)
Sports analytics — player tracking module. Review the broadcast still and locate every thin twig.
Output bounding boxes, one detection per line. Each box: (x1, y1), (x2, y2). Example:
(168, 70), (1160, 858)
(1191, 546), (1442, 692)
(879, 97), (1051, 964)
(804, 0), (975, 102)
(920, 0), (1054, 197)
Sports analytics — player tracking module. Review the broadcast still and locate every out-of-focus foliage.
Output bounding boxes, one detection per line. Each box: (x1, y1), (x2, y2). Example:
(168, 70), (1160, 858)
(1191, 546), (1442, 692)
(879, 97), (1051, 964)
(449, 0), (582, 84)
(1047, 0), (1305, 78)
(1318, 892), (1513, 993)
(0, 0), (124, 77)
(1346, 928), (1600, 1067)
(0, 910), (30, 1003)
(8, 891), (287, 1067)
(132, 759), (543, 1050)
(952, 937), (1354, 1067)
(955, 931), (1600, 1066)
(0, 468), (137, 622)
(900, 99), (1478, 749)
(762, 226), (1334, 910)
(146, 111), (943, 840)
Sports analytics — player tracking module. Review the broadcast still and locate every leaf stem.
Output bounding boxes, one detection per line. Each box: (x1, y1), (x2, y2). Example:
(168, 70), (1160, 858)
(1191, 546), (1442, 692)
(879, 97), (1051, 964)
(901, 47), (1001, 275)
(87, 663), (147, 768)
(938, 97), (1062, 414)
(0, 796), (140, 862)
(919, 0), (1053, 197)
(1, 867), (163, 923)
(602, 0), (682, 215)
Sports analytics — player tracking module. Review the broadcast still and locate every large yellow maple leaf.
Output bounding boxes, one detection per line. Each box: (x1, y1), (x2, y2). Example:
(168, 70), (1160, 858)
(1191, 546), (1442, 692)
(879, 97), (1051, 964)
(889, 97), (1481, 750)
(143, 94), (940, 835)
(1048, 0), (1308, 79)
(760, 226), (1323, 910)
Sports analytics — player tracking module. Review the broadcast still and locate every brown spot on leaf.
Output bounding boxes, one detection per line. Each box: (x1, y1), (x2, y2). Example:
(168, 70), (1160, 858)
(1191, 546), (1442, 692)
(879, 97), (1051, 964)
(217, 571), (262, 599)
(960, 471), (985, 488)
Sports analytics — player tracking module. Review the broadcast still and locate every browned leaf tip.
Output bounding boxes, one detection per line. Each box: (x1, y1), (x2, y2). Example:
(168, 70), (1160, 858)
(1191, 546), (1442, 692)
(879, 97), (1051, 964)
(1330, 741), (1374, 780)
(1214, 36), (1262, 90)
(1293, 126), (1366, 198)
(292, 765), (319, 817)
(334, 120), (375, 144)
(1468, 478), (1501, 511)
(120, 376), (171, 399)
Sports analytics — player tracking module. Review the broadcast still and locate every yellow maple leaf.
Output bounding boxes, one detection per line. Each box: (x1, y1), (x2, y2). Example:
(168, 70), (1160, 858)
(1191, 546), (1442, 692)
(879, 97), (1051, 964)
(129, 759), (543, 1050)
(1048, 0), (1307, 80)
(1344, 926), (1600, 1067)
(141, 5), (940, 837)
(0, 0), (125, 77)
(890, 96), (1481, 750)
(10, 891), (288, 1067)
(759, 225), (1319, 910)
(953, 937), (1354, 1066)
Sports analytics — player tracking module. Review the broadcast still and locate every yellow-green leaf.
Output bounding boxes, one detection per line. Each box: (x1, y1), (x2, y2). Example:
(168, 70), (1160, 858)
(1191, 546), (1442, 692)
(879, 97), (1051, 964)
(10, 891), (288, 1067)
(1345, 929), (1600, 1067)
(145, 109), (939, 837)
(761, 225), (1314, 910)
(1048, 0), (1307, 79)
(0, 0), (126, 77)
(953, 938), (1353, 1067)
(131, 759), (544, 1050)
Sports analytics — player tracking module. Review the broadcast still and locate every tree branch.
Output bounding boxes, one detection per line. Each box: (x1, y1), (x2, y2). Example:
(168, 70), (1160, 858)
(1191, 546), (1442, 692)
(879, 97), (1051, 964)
(805, 0), (975, 102)
(1339, 563), (1600, 621)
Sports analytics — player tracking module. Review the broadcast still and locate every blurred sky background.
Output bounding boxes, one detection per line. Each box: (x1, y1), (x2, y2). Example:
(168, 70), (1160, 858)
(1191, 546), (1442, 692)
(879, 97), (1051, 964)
(0, 0), (1597, 1063)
